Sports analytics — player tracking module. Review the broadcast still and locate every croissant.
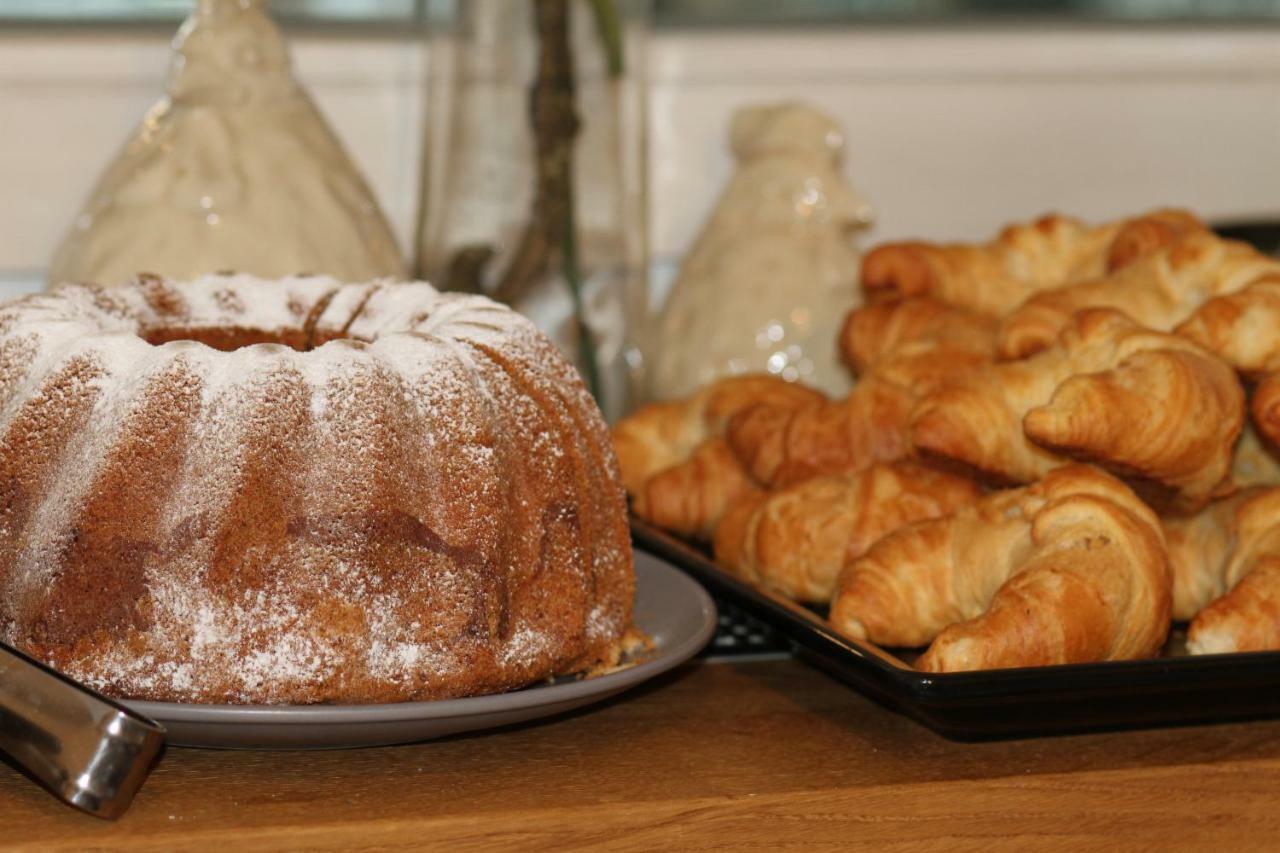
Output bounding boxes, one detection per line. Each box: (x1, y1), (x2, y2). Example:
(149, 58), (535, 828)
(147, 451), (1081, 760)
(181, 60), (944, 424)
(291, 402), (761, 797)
(1175, 278), (1280, 378)
(862, 208), (1205, 316)
(838, 295), (998, 377)
(1162, 487), (1280, 653)
(911, 308), (1245, 511)
(1178, 278), (1280, 452)
(830, 464), (1171, 671)
(730, 313), (997, 489)
(712, 461), (981, 603)
(629, 437), (753, 540)
(1253, 375), (1280, 451)
(726, 374), (916, 488)
(1106, 207), (1211, 271)
(999, 231), (1280, 360)
(611, 374), (825, 496)
(711, 488), (770, 582)
(1192, 561), (1280, 655)
(1163, 489), (1260, 621)
(1230, 421), (1280, 489)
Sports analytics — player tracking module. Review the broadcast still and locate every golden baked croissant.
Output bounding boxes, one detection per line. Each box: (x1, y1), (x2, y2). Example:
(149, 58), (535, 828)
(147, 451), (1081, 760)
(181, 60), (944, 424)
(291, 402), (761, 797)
(1162, 489), (1259, 621)
(712, 460), (981, 603)
(1230, 421), (1280, 489)
(1106, 207), (1211, 271)
(911, 308), (1245, 511)
(1253, 375), (1280, 451)
(1173, 278), (1280, 379)
(830, 464), (1171, 671)
(730, 311), (996, 489)
(1162, 487), (1280, 653)
(999, 231), (1280, 360)
(862, 208), (1204, 316)
(611, 374), (825, 496)
(838, 295), (997, 377)
(1192, 561), (1280, 654)
(711, 488), (769, 580)
(1176, 278), (1280, 452)
(629, 437), (753, 540)
(726, 374), (916, 488)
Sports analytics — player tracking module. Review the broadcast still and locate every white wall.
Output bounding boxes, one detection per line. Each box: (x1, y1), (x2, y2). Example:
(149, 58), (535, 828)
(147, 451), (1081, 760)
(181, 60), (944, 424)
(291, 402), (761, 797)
(0, 32), (426, 282)
(2, 25), (1280, 285)
(649, 28), (1280, 254)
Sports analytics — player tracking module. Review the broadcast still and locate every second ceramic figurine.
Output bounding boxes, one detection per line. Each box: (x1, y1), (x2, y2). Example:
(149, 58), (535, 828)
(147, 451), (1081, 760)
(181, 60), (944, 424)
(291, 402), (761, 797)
(646, 102), (872, 400)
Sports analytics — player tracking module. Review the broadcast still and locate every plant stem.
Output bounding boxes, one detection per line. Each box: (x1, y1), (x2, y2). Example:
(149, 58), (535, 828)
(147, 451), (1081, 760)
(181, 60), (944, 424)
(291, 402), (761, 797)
(587, 0), (624, 78)
(491, 0), (578, 307)
(561, 181), (601, 402)
(450, 0), (603, 403)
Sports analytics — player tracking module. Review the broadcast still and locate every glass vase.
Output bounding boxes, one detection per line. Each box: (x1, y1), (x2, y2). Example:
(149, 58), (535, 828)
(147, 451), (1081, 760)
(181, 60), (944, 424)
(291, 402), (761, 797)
(417, 0), (649, 421)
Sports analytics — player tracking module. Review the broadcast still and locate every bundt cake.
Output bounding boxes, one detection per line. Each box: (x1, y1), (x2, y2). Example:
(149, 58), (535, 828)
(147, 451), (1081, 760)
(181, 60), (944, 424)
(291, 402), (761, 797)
(0, 272), (634, 704)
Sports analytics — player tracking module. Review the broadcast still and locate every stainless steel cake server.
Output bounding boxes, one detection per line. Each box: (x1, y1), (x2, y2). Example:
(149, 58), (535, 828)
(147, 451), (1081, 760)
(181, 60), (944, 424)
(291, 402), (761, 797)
(0, 641), (164, 819)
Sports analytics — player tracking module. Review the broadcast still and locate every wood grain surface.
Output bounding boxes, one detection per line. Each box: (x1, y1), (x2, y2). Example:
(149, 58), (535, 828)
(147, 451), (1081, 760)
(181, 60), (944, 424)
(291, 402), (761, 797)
(4, 659), (1280, 851)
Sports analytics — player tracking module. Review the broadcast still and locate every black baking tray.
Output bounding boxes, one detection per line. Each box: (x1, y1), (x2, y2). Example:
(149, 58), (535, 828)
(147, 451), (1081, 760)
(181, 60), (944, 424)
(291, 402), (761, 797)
(633, 518), (1280, 740)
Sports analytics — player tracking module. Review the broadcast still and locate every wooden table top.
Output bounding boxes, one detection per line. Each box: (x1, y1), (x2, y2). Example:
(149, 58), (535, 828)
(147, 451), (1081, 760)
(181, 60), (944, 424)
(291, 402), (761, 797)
(4, 658), (1280, 851)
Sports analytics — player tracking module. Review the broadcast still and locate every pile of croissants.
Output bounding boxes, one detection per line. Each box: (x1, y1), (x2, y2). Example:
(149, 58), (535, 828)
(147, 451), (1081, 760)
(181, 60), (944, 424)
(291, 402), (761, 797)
(615, 207), (1280, 672)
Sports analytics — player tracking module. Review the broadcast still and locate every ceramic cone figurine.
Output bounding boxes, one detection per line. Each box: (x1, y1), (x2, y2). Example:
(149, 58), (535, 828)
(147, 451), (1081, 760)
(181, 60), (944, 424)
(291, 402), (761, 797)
(646, 103), (873, 401)
(48, 0), (405, 288)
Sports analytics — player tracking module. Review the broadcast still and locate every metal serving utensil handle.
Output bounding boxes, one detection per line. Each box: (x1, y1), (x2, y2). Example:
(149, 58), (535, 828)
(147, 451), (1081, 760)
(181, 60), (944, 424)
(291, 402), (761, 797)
(0, 642), (165, 819)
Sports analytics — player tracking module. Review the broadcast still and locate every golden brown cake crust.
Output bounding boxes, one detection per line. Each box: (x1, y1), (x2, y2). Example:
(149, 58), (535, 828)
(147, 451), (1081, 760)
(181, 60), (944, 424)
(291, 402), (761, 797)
(0, 273), (633, 705)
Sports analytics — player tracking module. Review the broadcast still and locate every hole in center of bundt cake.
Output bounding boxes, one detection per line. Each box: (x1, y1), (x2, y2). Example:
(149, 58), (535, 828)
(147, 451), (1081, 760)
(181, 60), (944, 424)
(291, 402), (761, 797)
(143, 326), (318, 352)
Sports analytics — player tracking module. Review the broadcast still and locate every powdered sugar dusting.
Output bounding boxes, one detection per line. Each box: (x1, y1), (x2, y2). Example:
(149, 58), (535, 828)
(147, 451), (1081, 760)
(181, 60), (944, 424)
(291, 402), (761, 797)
(121, 272), (343, 337)
(0, 274), (632, 704)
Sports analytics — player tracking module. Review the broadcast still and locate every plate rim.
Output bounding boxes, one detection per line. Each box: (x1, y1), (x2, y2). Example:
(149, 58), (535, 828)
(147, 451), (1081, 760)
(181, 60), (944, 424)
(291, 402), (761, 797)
(123, 552), (716, 727)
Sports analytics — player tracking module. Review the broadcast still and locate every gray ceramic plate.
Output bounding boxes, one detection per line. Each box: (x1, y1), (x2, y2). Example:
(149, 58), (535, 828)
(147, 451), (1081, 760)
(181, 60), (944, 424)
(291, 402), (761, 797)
(122, 551), (715, 749)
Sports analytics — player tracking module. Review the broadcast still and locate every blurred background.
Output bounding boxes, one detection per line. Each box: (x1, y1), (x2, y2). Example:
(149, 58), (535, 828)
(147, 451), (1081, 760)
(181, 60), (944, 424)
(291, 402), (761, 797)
(3, 0), (1280, 298)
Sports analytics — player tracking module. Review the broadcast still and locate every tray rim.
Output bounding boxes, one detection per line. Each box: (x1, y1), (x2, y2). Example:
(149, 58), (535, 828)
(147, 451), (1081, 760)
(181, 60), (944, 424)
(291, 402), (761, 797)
(632, 517), (1280, 738)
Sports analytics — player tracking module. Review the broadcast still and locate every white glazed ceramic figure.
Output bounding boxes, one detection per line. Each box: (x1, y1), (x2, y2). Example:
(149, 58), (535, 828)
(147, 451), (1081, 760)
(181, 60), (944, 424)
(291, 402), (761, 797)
(647, 103), (872, 400)
(48, 0), (405, 288)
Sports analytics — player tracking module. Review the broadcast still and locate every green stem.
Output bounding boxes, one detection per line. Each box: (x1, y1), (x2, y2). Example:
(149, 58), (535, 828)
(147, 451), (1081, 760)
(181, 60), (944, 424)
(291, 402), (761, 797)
(561, 187), (602, 402)
(586, 0), (625, 78)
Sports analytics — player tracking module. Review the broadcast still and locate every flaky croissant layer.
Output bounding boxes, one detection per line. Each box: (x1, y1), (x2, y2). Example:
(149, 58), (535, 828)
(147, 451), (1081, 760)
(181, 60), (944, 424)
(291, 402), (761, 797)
(998, 230), (1279, 361)
(1163, 487), (1280, 654)
(612, 374), (826, 497)
(910, 308), (1244, 513)
(862, 208), (1205, 316)
(713, 460), (980, 603)
(630, 437), (753, 541)
(830, 465), (1171, 672)
(612, 375), (825, 539)
(726, 375), (918, 488)
(732, 298), (1000, 490)
(839, 295), (997, 377)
